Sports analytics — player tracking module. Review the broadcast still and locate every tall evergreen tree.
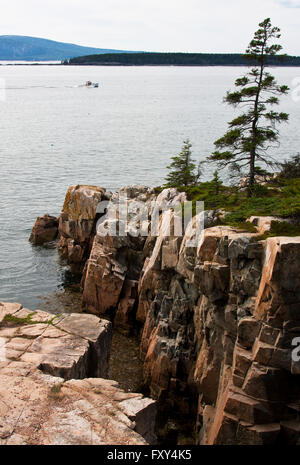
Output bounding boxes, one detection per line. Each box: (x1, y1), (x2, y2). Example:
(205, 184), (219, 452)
(208, 18), (289, 196)
(165, 139), (201, 187)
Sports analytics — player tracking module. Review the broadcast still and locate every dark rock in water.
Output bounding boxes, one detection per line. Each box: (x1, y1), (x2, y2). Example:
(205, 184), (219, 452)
(29, 214), (58, 245)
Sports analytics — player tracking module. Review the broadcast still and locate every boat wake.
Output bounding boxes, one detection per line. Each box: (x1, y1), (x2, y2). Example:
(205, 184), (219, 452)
(2, 83), (100, 90)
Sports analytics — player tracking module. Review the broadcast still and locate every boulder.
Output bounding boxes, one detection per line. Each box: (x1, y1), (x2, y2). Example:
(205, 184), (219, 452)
(29, 214), (58, 245)
(248, 216), (286, 235)
(155, 187), (187, 209)
(81, 236), (127, 315)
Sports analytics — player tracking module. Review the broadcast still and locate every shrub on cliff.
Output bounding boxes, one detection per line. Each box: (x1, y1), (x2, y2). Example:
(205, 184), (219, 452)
(279, 154), (300, 179)
(165, 139), (203, 188)
(211, 170), (223, 195)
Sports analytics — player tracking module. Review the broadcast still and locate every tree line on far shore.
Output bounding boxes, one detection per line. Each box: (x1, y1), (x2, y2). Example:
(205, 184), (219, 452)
(67, 51), (300, 67)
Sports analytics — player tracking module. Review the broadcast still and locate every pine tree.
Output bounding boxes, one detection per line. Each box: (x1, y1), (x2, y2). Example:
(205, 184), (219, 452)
(165, 139), (201, 187)
(212, 170), (222, 195)
(208, 18), (289, 197)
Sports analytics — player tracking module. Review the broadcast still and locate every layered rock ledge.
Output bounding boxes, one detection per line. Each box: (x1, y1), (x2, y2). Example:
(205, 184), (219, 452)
(30, 184), (300, 445)
(0, 302), (156, 445)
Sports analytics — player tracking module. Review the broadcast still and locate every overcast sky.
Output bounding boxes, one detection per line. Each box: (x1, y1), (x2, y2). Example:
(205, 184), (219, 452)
(0, 0), (300, 55)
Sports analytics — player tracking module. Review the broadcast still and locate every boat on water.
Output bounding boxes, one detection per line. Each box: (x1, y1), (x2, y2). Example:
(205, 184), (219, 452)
(85, 80), (99, 88)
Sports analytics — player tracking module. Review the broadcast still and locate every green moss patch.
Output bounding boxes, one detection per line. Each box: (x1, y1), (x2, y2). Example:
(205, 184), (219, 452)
(3, 312), (61, 327)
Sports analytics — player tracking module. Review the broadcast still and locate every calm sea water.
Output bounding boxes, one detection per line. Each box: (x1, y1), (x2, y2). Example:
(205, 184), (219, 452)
(0, 65), (299, 309)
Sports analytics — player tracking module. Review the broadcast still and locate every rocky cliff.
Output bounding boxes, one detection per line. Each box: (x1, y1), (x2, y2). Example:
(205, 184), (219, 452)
(30, 184), (300, 445)
(137, 222), (300, 444)
(58, 185), (109, 268)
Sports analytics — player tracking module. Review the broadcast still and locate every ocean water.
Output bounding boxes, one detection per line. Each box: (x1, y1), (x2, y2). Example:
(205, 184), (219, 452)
(0, 65), (299, 309)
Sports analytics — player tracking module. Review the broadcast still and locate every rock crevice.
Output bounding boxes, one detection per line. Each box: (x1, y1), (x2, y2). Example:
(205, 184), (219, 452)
(30, 184), (300, 445)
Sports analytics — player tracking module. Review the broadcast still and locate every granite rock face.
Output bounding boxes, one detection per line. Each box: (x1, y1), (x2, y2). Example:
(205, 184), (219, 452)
(81, 187), (187, 332)
(138, 224), (300, 444)
(77, 184), (300, 444)
(0, 302), (157, 445)
(58, 185), (108, 267)
(29, 214), (59, 245)
(82, 186), (153, 317)
(32, 184), (300, 444)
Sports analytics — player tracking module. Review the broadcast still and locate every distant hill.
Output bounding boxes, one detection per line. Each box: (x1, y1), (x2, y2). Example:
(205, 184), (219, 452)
(68, 52), (300, 67)
(0, 36), (137, 61)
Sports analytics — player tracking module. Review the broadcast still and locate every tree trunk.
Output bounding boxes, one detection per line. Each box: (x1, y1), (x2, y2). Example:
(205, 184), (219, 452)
(248, 151), (255, 197)
(247, 30), (268, 198)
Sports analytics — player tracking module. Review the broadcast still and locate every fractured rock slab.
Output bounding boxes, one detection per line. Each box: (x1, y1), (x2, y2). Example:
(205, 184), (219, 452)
(0, 363), (152, 445)
(0, 302), (157, 445)
(0, 303), (111, 380)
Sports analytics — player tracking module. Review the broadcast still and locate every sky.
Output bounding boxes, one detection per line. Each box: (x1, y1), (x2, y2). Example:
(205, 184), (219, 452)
(0, 0), (299, 55)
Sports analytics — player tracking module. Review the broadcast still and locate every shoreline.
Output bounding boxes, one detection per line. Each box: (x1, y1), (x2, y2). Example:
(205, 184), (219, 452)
(2, 62), (300, 67)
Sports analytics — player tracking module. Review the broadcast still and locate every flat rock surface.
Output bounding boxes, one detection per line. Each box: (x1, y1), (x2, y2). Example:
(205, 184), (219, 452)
(0, 302), (156, 445)
(0, 302), (111, 380)
(0, 362), (152, 445)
